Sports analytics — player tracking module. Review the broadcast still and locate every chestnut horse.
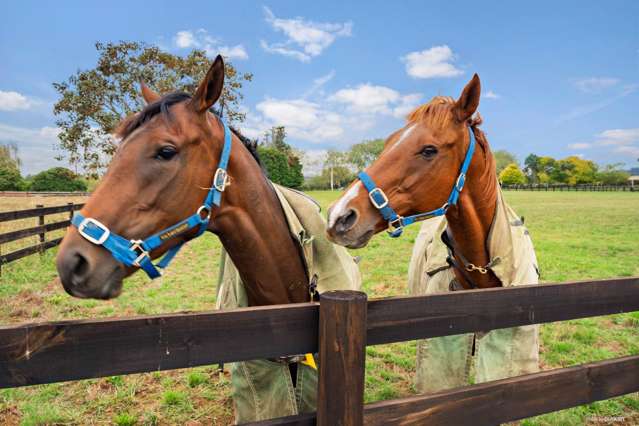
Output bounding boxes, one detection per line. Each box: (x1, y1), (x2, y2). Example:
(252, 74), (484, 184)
(55, 56), (358, 422)
(56, 56), (311, 305)
(326, 75), (540, 391)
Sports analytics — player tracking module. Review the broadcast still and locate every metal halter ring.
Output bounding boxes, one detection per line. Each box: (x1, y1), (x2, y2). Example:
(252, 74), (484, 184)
(368, 188), (389, 209)
(197, 205), (212, 221)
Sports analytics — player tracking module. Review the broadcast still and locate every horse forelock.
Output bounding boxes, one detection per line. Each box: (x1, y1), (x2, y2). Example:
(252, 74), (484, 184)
(113, 92), (261, 165)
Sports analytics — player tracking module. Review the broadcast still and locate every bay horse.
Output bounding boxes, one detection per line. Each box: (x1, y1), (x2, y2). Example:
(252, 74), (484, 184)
(56, 55), (359, 422)
(326, 75), (540, 392)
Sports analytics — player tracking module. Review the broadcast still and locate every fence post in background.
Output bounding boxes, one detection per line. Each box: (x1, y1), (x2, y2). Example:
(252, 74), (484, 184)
(317, 290), (367, 426)
(36, 204), (45, 254)
(68, 203), (74, 221)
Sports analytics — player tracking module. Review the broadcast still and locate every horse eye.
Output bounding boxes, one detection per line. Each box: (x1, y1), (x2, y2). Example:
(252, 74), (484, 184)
(420, 145), (438, 158)
(156, 146), (177, 160)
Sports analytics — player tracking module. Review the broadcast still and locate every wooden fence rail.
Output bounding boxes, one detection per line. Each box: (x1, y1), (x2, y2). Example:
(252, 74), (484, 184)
(1, 277), (638, 425)
(0, 203), (83, 269)
(502, 183), (636, 191)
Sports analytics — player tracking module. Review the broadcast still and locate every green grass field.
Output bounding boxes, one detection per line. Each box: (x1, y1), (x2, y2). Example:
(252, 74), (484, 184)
(1, 191), (638, 425)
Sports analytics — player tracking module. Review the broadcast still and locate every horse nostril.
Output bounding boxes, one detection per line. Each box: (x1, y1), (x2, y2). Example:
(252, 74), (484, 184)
(336, 209), (358, 234)
(70, 252), (90, 287)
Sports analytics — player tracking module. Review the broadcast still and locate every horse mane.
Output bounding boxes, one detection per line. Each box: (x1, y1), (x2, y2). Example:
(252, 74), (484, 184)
(115, 92), (261, 165)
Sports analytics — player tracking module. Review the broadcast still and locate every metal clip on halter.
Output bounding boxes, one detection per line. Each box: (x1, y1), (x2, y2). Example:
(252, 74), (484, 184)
(129, 240), (150, 268)
(214, 168), (229, 192)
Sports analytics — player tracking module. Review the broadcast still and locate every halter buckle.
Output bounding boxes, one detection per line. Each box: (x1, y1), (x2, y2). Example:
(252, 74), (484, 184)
(130, 240), (150, 268)
(455, 173), (466, 192)
(78, 218), (110, 245)
(368, 188), (389, 209)
(214, 168), (229, 192)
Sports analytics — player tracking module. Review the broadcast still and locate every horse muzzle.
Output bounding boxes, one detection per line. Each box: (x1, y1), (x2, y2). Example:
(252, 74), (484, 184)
(56, 228), (126, 300)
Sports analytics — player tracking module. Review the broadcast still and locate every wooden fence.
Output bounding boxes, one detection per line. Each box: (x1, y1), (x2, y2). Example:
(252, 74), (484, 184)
(502, 183), (636, 191)
(1, 277), (638, 425)
(0, 203), (84, 271)
(0, 191), (91, 197)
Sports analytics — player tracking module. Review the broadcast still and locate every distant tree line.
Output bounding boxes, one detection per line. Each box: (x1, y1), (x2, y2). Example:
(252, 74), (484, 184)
(0, 144), (88, 191)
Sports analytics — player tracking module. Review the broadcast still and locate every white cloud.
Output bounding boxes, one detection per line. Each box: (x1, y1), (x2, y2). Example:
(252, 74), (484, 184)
(173, 29), (248, 60)
(330, 84), (400, 114)
(596, 128), (639, 146)
(255, 98), (344, 142)
(557, 84), (638, 123)
(401, 45), (463, 79)
(485, 90), (500, 99)
(614, 145), (639, 157)
(303, 70), (336, 98)
(0, 123), (65, 174)
(261, 6), (352, 62)
(574, 77), (619, 93)
(568, 143), (591, 149)
(0, 90), (37, 111)
(329, 83), (421, 117)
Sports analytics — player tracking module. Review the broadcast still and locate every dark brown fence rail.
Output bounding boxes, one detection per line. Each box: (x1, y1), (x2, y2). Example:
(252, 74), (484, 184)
(1, 277), (638, 425)
(0, 203), (83, 269)
(502, 183), (636, 191)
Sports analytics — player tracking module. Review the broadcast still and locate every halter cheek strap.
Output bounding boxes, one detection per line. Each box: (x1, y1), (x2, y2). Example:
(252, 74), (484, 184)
(71, 117), (233, 279)
(358, 126), (476, 238)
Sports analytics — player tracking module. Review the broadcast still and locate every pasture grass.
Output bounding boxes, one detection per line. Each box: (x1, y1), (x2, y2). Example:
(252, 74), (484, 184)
(0, 191), (638, 425)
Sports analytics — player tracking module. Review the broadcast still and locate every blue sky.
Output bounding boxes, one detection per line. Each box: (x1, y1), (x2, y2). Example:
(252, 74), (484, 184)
(1, 0), (638, 175)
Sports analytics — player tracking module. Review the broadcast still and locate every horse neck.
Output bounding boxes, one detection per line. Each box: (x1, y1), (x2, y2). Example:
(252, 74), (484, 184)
(210, 139), (310, 306)
(445, 131), (501, 288)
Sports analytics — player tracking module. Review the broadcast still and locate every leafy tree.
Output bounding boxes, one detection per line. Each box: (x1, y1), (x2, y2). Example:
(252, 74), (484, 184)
(596, 163), (630, 184)
(0, 143), (22, 172)
(564, 156), (597, 184)
(0, 166), (23, 190)
(348, 139), (384, 170)
(258, 147), (304, 189)
(53, 41), (253, 175)
(493, 150), (518, 175)
(499, 163), (527, 185)
(303, 166), (355, 190)
(523, 154), (541, 183)
(30, 167), (88, 192)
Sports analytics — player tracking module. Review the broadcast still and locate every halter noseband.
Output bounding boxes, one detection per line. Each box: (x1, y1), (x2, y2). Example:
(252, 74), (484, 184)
(71, 116), (232, 279)
(358, 126), (476, 238)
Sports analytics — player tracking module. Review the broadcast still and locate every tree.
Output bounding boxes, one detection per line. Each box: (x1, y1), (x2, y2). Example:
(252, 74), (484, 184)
(596, 163), (630, 184)
(564, 156), (597, 184)
(30, 167), (88, 192)
(258, 147), (304, 189)
(0, 143), (21, 172)
(499, 163), (527, 185)
(493, 150), (518, 175)
(53, 41), (253, 175)
(348, 139), (385, 170)
(0, 166), (22, 190)
(524, 154), (541, 183)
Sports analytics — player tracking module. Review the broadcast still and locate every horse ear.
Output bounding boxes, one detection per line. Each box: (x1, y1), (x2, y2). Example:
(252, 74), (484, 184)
(453, 74), (481, 123)
(191, 55), (225, 113)
(140, 81), (161, 104)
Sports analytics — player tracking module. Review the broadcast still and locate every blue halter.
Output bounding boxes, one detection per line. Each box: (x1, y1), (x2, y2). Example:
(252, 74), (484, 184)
(358, 127), (476, 238)
(71, 117), (233, 279)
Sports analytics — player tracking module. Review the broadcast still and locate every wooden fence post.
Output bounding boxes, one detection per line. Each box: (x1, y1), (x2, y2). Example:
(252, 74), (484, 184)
(36, 204), (45, 254)
(317, 290), (367, 426)
(68, 203), (74, 221)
